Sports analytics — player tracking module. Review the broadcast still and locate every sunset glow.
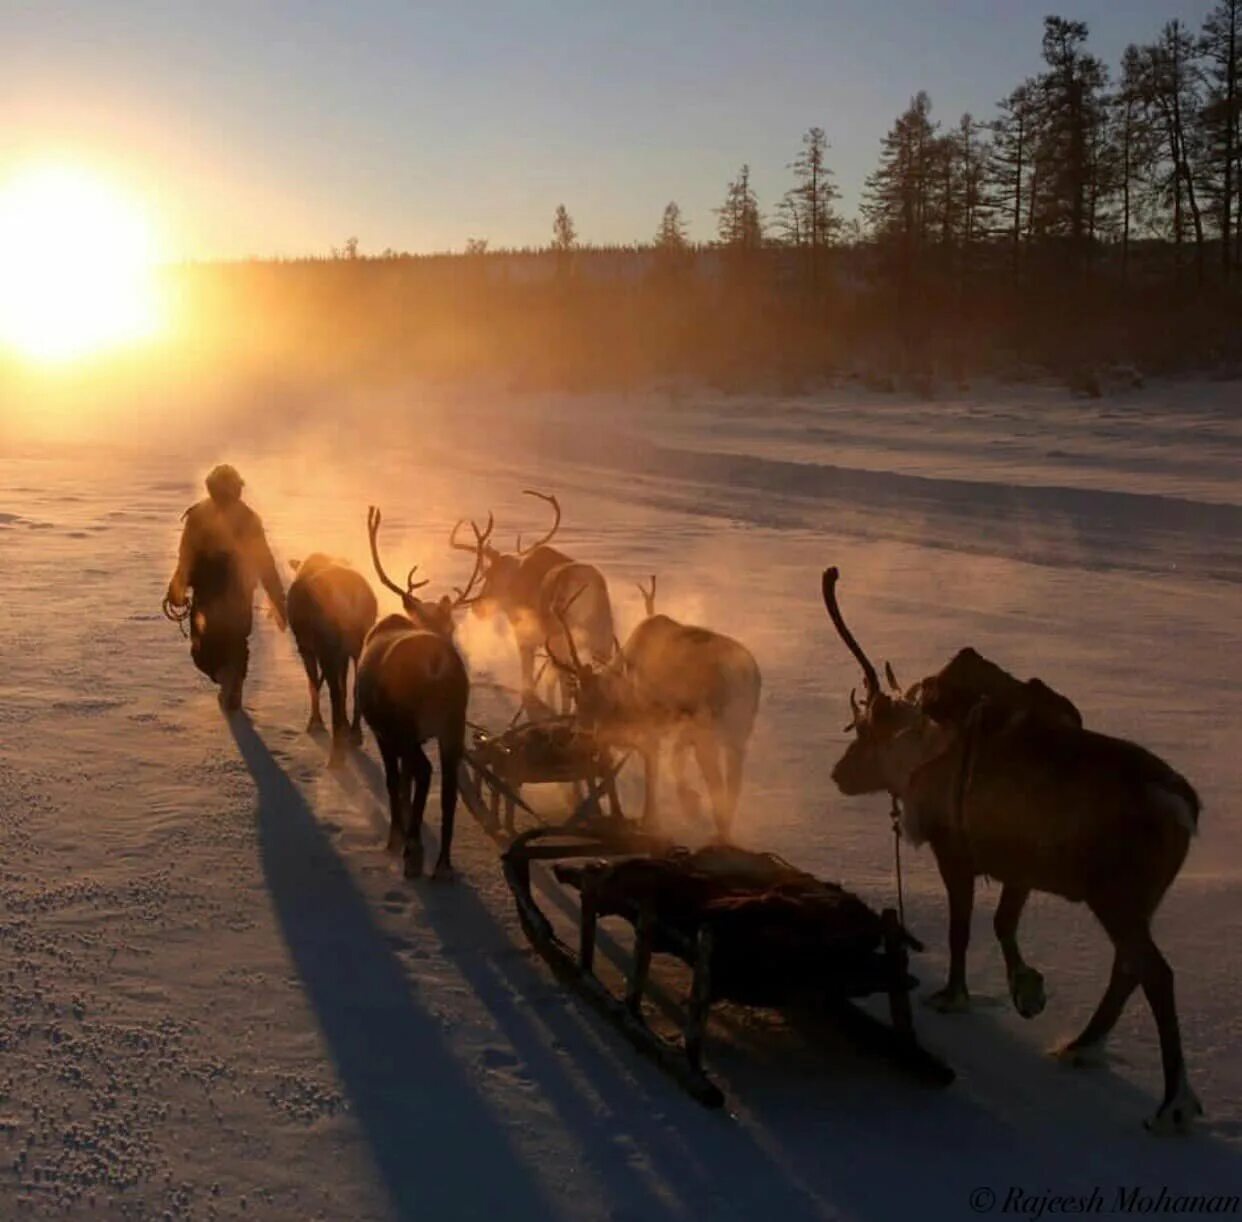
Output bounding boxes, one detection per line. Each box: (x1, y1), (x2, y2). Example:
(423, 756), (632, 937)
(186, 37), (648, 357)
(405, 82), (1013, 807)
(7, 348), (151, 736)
(0, 162), (163, 362)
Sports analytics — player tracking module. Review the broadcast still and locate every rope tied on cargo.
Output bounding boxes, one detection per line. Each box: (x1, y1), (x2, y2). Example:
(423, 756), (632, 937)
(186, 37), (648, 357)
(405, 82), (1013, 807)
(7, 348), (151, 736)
(890, 795), (906, 931)
(953, 697), (987, 833)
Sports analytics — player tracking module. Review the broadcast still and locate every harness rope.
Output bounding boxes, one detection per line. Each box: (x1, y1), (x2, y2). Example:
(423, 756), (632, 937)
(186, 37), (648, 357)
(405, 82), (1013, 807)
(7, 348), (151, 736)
(888, 700), (985, 938)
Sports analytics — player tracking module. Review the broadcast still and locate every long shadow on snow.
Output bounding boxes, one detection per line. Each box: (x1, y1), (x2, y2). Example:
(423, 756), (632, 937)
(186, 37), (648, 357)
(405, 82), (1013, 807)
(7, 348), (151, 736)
(230, 714), (558, 1221)
(340, 748), (844, 1221)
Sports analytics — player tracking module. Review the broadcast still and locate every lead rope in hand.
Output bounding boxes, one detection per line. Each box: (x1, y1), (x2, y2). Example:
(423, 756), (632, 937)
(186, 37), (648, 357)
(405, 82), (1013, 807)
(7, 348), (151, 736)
(161, 596), (191, 639)
(890, 795), (906, 931)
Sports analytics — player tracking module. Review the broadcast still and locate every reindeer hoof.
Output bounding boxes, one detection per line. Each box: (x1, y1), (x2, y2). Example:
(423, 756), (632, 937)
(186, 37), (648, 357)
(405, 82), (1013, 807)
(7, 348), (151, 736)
(1010, 965), (1047, 1019)
(349, 725), (364, 747)
(431, 859), (455, 882)
(1050, 1038), (1108, 1068)
(306, 715), (326, 734)
(925, 985), (971, 1014)
(1145, 1084), (1203, 1135)
(386, 827), (403, 854)
(403, 845), (425, 879)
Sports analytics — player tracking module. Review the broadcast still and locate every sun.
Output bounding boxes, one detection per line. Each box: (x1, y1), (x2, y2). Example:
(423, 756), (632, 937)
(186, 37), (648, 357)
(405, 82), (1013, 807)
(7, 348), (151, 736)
(0, 162), (164, 362)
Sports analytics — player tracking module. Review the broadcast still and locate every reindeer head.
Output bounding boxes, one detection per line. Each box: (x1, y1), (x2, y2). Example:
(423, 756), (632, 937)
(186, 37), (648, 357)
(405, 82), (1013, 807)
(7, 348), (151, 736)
(545, 588), (631, 735)
(367, 506), (485, 637)
(822, 567), (951, 798)
(450, 490), (561, 619)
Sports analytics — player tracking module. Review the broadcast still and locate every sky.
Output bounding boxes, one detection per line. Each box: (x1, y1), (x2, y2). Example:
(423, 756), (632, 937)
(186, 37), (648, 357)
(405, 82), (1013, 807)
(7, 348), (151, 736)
(1, 0), (1215, 259)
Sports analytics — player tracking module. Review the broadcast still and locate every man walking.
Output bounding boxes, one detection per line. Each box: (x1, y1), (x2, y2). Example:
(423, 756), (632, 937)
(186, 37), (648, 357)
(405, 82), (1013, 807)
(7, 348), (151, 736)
(164, 464), (287, 712)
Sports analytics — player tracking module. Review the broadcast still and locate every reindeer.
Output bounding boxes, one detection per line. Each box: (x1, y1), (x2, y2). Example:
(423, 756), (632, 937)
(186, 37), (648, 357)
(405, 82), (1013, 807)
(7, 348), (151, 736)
(287, 554), (379, 765)
(357, 507), (482, 879)
(449, 490), (615, 711)
(822, 566), (1202, 1133)
(550, 590), (761, 841)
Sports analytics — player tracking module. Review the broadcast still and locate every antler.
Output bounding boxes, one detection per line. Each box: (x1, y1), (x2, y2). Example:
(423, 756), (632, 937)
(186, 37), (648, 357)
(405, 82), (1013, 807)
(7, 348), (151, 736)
(546, 584), (588, 672)
(449, 517), (492, 608)
(449, 511), (495, 555)
(516, 490), (561, 554)
(636, 574), (657, 618)
(367, 506), (430, 608)
(843, 687), (861, 731)
(821, 567), (880, 696)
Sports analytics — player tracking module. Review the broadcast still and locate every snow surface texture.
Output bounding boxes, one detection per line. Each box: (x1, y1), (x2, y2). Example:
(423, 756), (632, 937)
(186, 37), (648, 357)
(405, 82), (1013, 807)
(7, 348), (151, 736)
(1, 379), (1240, 1219)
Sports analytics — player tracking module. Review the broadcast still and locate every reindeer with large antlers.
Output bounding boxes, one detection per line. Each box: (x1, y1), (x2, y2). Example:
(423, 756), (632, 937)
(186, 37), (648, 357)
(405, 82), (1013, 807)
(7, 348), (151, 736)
(549, 587), (761, 841)
(287, 554), (378, 765)
(449, 490), (615, 711)
(356, 507), (482, 879)
(822, 566), (1202, 1133)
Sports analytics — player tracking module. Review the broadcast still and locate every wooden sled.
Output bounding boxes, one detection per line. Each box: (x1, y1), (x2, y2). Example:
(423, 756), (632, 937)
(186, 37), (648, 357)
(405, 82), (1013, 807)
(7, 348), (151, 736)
(458, 711), (631, 838)
(501, 828), (955, 1108)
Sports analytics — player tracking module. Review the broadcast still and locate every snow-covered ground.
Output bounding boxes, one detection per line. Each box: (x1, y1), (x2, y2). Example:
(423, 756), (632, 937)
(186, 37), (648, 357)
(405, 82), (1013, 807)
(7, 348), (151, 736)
(2, 377), (1240, 1219)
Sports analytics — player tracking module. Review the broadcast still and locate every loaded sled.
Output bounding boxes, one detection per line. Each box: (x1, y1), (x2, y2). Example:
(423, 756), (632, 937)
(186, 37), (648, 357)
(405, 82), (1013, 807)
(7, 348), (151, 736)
(502, 828), (954, 1107)
(457, 709), (630, 836)
(456, 694), (952, 1107)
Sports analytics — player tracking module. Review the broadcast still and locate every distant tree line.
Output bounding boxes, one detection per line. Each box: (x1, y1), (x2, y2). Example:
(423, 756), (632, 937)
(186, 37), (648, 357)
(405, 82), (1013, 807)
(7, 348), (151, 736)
(528, 9), (1241, 290)
(280, 6), (1242, 389)
(854, 10), (1241, 289)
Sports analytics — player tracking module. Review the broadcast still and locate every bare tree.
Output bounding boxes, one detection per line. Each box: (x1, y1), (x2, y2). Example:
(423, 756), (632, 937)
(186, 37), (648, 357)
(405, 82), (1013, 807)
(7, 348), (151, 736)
(862, 92), (939, 279)
(551, 204), (577, 253)
(1139, 21), (1208, 283)
(653, 201), (689, 251)
(989, 83), (1038, 282)
(786, 127), (840, 280)
(774, 190), (803, 246)
(715, 164), (763, 252)
(1200, 0), (1241, 277)
(1033, 17), (1110, 271)
(1114, 45), (1161, 281)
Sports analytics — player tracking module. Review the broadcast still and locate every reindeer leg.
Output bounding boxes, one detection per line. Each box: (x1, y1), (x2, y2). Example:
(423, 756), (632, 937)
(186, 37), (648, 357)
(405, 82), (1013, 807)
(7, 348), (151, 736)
(1052, 949), (1138, 1067)
(403, 745), (432, 879)
(325, 652), (349, 768)
(325, 654), (350, 768)
(1120, 924), (1200, 1134)
(519, 643), (536, 700)
(349, 656), (364, 745)
(693, 733), (729, 843)
(926, 846), (973, 1012)
(994, 884), (1046, 1018)
(433, 737), (461, 880)
(671, 729), (702, 823)
(378, 738), (404, 854)
(640, 740), (660, 830)
(722, 739), (747, 843)
(299, 647), (324, 733)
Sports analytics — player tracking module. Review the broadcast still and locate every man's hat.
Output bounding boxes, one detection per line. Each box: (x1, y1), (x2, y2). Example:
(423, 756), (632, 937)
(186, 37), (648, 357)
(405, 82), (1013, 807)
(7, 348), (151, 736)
(205, 464), (244, 503)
